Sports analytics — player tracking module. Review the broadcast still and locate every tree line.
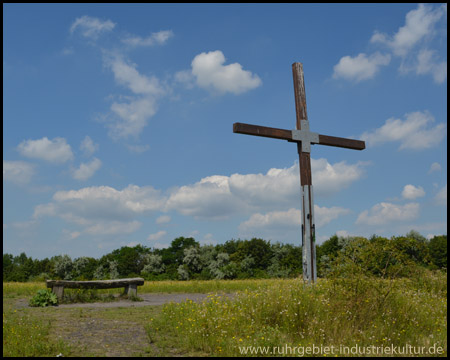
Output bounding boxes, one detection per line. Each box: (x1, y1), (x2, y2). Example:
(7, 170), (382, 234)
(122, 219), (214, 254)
(3, 230), (446, 282)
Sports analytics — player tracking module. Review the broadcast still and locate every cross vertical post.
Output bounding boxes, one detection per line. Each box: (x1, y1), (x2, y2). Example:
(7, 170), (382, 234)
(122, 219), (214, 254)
(292, 62), (316, 283)
(232, 61), (365, 285)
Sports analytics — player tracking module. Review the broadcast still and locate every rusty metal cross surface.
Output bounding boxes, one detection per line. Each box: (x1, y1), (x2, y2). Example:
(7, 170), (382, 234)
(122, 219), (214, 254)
(233, 62), (365, 284)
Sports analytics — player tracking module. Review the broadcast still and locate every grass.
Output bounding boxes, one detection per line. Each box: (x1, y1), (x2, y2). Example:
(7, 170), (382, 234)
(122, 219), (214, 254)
(3, 301), (70, 357)
(3, 272), (447, 357)
(151, 271), (447, 357)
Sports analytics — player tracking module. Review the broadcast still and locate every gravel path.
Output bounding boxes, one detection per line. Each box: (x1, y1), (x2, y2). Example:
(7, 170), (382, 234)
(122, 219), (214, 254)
(16, 292), (234, 309)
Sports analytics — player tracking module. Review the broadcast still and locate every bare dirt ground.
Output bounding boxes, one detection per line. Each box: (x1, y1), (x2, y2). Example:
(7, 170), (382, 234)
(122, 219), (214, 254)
(12, 293), (232, 356)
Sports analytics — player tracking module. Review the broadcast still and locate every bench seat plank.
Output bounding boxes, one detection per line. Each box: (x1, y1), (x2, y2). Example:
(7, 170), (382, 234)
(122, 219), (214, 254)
(46, 278), (144, 290)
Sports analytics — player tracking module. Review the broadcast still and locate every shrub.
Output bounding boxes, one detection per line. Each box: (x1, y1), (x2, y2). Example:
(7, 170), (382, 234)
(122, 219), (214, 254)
(29, 289), (58, 307)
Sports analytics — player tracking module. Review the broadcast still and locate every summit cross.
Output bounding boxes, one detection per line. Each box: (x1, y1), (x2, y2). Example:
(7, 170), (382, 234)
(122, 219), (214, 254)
(233, 62), (366, 283)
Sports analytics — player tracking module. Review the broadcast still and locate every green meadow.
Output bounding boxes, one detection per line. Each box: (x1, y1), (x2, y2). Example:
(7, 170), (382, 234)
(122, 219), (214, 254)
(3, 271), (447, 357)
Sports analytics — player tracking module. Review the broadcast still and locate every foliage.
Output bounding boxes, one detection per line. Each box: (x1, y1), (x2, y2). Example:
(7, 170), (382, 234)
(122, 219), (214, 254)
(153, 270), (447, 357)
(3, 301), (70, 357)
(3, 231), (447, 283)
(28, 289), (58, 307)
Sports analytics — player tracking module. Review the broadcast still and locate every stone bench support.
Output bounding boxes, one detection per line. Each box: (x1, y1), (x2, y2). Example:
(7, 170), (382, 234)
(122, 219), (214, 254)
(46, 278), (145, 301)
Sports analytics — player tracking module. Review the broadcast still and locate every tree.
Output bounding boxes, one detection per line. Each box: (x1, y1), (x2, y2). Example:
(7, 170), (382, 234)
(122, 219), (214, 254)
(110, 245), (149, 277)
(141, 254), (165, 275)
(232, 238), (273, 270)
(53, 255), (73, 280)
(183, 246), (202, 273)
(209, 252), (230, 279)
(161, 237), (199, 266)
(428, 235), (447, 269)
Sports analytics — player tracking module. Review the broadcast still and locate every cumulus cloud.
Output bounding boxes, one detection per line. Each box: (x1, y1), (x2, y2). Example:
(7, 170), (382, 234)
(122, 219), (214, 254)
(72, 158), (102, 181)
(239, 206), (350, 237)
(3, 160), (35, 184)
(370, 4), (446, 57)
(166, 159), (365, 219)
(429, 162), (442, 173)
(412, 49), (447, 84)
(356, 202), (420, 226)
(186, 50), (262, 94)
(34, 184), (165, 225)
(85, 220), (141, 235)
(156, 215), (171, 224)
(70, 15), (115, 39)
(122, 30), (173, 47)
(165, 175), (246, 219)
(102, 55), (165, 139)
(334, 4), (446, 83)
(242, 206), (350, 230)
(333, 52), (391, 82)
(370, 4), (447, 83)
(106, 56), (165, 96)
(147, 230), (167, 241)
(33, 184), (166, 236)
(360, 111), (446, 150)
(17, 137), (74, 163)
(80, 136), (99, 157)
(109, 97), (158, 138)
(402, 184), (425, 200)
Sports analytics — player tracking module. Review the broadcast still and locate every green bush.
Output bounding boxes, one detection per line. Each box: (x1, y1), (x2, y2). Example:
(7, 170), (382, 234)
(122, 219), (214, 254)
(29, 289), (58, 307)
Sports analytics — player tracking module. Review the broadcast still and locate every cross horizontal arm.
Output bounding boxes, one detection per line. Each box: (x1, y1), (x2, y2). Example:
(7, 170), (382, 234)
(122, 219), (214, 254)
(233, 122), (292, 141)
(317, 134), (365, 151)
(234, 122), (365, 151)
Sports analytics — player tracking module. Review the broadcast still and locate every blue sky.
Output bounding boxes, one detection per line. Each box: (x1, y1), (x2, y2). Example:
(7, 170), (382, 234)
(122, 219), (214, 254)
(4, 3), (447, 259)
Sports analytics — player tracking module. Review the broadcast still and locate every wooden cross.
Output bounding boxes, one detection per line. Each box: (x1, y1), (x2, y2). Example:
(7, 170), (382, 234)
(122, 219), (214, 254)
(233, 62), (365, 283)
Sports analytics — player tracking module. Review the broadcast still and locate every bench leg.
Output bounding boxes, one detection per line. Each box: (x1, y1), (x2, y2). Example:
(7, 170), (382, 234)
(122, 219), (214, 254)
(124, 284), (138, 297)
(52, 285), (64, 301)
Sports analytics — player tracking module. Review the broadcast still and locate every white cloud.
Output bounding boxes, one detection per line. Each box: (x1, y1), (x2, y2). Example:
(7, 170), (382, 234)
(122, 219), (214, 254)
(413, 49), (447, 84)
(33, 184), (166, 237)
(126, 144), (150, 153)
(85, 220), (142, 235)
(360, 111), (446, 150)
(72, 158), (102, 181)
(80, 136), (98, 156)
(189, 50), (262, 94)
(174, 69), (195, 89)
(52, 185), (165, 217)
(109, 97), (157, 138)
(147, 230), (167, 241)
(107, 56), (165, 96)
(70, 15), (115, 39)
(3, 160), (35, 184)
(429, 162), (442, 173)
(356, 202), (420, 226)
(165, 175), (245, 219)
(402, 184), (425, 200)
(435, 184), (447, 206)
(370, 4), (446, 57)
(103, 55), (165, 139)
(166, 159), (365, 219)
(33, 203), (57, 219)
(156, 215), (171, 224)
(239, 206), (350, 236)
(122, 30), (173, 47)
(311, 159), (368, 197)
(239, 208), (302, 233)
(332, 52), (391, 82)
(370, 4), (447, 83)
(315, 205), (352, 228)
(17, 137), (74, 163)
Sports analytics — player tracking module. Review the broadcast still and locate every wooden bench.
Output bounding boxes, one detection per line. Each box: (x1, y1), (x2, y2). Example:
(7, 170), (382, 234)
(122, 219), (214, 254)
(46, 278), (145, 301)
